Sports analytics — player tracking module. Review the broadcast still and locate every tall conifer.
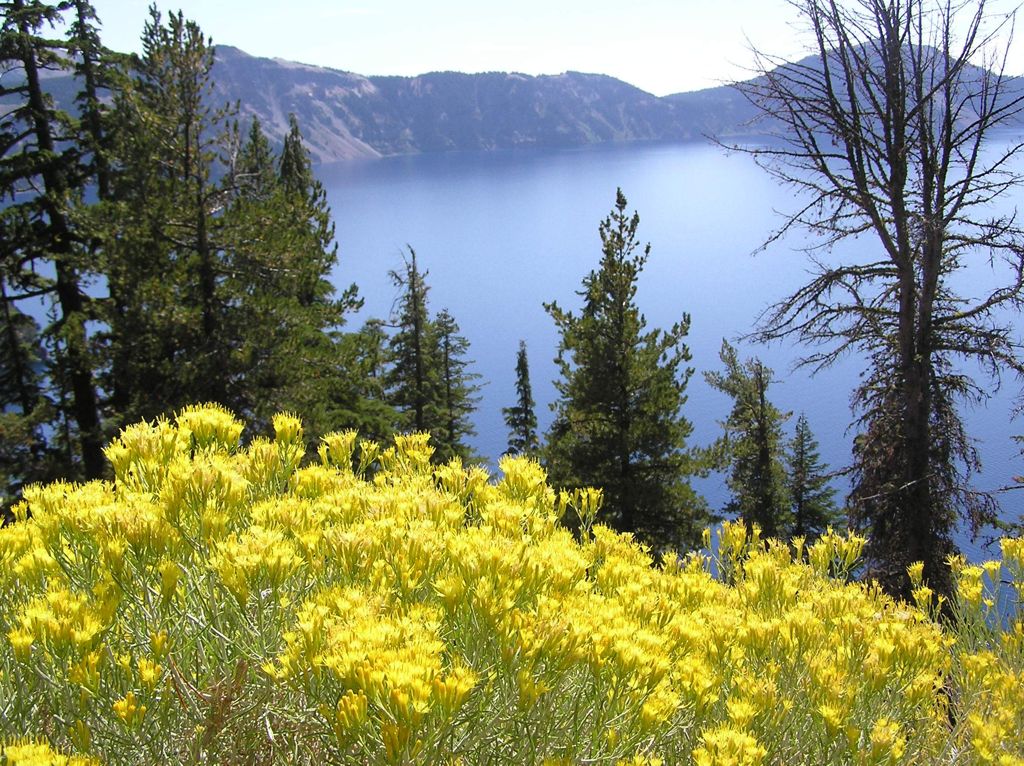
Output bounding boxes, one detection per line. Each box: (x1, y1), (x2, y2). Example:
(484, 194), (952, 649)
(387, 247), (438, 434)
(104, 6), (230, 423)
(705, 340), (790, 538)
(787, 413), (841, 541)
(0, 0), (105, 479)
(432, 309), (480, 463)
(224, 115), (361, 441)
(503, 340), (539, 456)
(68, 0), (122, 199)
(545, 189), (707, 552)
(232, 117), (277, 201)
(386, 249), (478, 461)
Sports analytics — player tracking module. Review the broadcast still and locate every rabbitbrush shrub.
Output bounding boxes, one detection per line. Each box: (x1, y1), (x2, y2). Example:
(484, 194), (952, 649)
(0, 405), (1021, 765)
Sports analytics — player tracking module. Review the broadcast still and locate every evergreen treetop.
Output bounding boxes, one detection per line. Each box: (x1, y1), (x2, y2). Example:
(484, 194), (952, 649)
(545, 188), (707, 552)
(705, 340), (790, 539)
(387, 247), (439, 435)
(503, 340), (539, 456)
(787, 413), (841, 541)
(386, 248), (479, 463)
(432, 308), (481, 464)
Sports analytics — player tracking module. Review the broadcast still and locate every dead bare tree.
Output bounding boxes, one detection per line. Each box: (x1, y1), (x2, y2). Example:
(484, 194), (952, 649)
(732, 0), (1024, 600)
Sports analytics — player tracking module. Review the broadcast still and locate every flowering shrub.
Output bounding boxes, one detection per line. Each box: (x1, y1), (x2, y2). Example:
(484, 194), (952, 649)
(0, 404), (1021, 764)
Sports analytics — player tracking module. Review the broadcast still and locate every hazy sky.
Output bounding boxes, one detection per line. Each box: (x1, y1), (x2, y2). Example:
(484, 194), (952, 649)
(84, 1), (1022, 96)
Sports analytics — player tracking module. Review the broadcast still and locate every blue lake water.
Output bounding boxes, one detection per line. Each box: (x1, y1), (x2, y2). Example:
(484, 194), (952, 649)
(319, 139), (1024, 560)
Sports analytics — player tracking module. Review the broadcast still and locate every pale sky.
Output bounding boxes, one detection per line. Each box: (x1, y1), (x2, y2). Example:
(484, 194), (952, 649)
(84, 1), (1023, 96)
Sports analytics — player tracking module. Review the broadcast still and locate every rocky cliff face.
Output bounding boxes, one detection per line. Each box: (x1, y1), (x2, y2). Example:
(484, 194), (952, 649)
(25, 45), (1017, 163)
(211, 46), (738, 162)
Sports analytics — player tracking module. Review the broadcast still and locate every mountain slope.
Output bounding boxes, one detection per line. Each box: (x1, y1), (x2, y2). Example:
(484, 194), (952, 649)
(211, 46), (709, 162)
(15, 45), (1021, 163)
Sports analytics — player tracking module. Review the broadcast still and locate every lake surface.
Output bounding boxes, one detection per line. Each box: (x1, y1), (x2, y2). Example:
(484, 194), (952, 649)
(319, 139), (1024, 559)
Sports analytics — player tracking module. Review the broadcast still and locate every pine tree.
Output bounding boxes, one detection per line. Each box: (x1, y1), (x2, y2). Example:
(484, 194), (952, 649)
(787, 413), (841, 541)
(275, 113), (356, 312)
(67, 1), (130, 422)
(385, 249), (479, 461)
(705, 340), (790, 539)
(387, 247), (439, 434)
(279, 113), (315, 198)
(67, 0), (123, 201)
(320, 321), (400, 445)
(230, 117), (278, 201)
(545, 189), (707, 552)
(104, 16), (368, 445)
(0, 0), (105, 479)
(221, 114), (360, 442)
(503, 340), (539, 456)
(432, 309), (480, 463)
(0, 277), (57, 517)
(103, 6), (231, 424)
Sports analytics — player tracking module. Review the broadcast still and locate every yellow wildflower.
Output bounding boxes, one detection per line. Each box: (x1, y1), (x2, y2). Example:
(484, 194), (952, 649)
(112, 691), (146, 727)
(1, 739), (100, 766)
(693, 726), (767, 766)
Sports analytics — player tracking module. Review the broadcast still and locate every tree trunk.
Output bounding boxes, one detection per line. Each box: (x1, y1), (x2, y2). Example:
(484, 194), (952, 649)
(754, 365), (776, 538)
(17, 3), (105, 479)
(410, 254), (425, 432)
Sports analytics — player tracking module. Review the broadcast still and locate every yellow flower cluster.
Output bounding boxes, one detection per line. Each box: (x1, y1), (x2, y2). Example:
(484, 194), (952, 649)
(0, 740), (99, 766)
(0, 404), (1021, 764)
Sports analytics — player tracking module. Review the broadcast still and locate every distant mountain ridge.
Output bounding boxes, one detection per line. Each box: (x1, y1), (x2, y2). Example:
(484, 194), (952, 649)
(211, 45), (749, 162)
(17, 44), (1022, 164)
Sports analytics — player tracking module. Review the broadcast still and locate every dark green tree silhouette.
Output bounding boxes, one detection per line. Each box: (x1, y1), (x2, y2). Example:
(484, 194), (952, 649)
(432, 308), (480, 464)
(231, 116), (278, 201)
(67, 0), (124, 200)
(385, 249), (479, 462)
(320, 321), (401, 445)
(103, 5), (231, 424)
(220, 115), (361, 443)
(503, 340), (539, 456)
(386, 247), (439, 435)
(105, 13), (364, 446)
(1, 0), (105, 479)
(545, 189), (707, 552)
(787, 413), (841, 542)
(705, 340), (790, 539)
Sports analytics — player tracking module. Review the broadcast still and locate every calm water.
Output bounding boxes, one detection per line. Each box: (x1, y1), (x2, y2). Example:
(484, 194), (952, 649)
(319, 139), (1024, 559)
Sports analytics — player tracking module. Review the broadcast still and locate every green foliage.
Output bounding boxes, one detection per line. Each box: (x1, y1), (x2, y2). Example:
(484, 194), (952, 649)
(503, 340), (539, 456)
(387, 247), (440, 434)
(1, 3), (385, 506)
(67, 0), (125, 200)
(219, 115), (363, 445)
(100, 12), (369, 448)
(705, 340), (790, 539)
(101, 5), (229, 422)
(386, 249), (479, 462)
(786, 413), (841, 541)
(432, 308), (481, 464)
(318, 321), (401, 445)
(279, 112), (316, 196)
(0, 0), (105, 481)
(0, 286), (61, 516)
(544, 189), (707, 552)
(231, 116), (278, 200)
